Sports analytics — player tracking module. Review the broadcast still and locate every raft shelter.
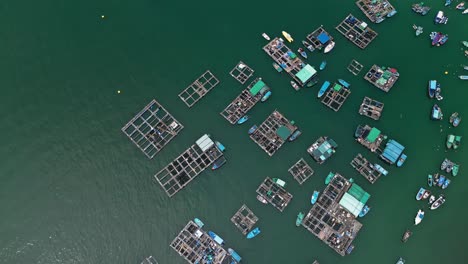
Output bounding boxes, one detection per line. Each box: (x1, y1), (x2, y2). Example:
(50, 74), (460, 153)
(356, 0), (397, 23)
(355, 125), (386, 153)
(307, 136), (338, 164)
(221, 78), (269, 124)
(364, 65), (400, 92)
(305, 26), (335, 51)
(288, 158), (315, 185)
(229, 61), (254, 84)
(154, 134), (224, 197)
(350, 154), (384, 184)
(230, 205), (259, 235)
(321, 82), (352, 112)
(256, 177), (293, 212)
(336, 14), (378, 49)
(359, 96), (384, 120)
(178, 70), (220, 107)
(121, 99), (184, 159)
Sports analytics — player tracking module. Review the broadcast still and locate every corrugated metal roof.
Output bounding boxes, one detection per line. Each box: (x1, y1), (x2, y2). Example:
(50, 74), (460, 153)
(196, 134), (214, 152)
(339, 193), (364, 217)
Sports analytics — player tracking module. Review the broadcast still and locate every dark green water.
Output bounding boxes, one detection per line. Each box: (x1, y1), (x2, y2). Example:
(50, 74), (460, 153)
(1, 0), (467, 263)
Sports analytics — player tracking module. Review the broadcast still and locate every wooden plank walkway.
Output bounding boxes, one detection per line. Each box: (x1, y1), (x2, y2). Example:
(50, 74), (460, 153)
(335, 14), (378, 49)
(288, 158), (314, 185)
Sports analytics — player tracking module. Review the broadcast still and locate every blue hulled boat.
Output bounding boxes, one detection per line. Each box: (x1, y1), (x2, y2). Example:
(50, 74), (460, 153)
(319, 61), (327, 70)
(261, 90), (272, 102)
(311, 191), (319, 204)
(442, 178), (451, 189)
(246, 227), (260, 239)
(318, 81), (331, 98)
(212, 156), (227, 170)
(338, 79), (351, 88)
(288, 130), (302, 142)
(431, 104), (443, 120)
(194, 218), (204, 228)
(428, 174), (433, 187)
(215, 141), (226, 152)
(416, 187), (425, 200)
(248, 125), (257, 135)
(359, 205), (370, 217)
(397, 154), (407, 167)
(237, 115), (249, 124)
(428, 80), (437, 98)
(208, 231), (225, 245)
(228, 248), (242, 263)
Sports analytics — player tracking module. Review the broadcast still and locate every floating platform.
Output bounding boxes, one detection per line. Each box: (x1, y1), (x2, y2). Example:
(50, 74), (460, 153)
(229, 61), (254, 84)
(288, 158), (314, 185)
(335, 14), (378, 49)
(141, 256), (159, 264)
(356, 0), (397, 23)
(350, 154), (383, 184)
(122, 99), (184, 159)
(250, 110), (298, 156)
(302, 173), (365, 256)
(355, 125), (386, 153)
(359, 97), (384, 120)
(305, 26), (335, 51)
(364, 65), (400, 93)
(179, 70), (220, 108)
(154, 134), (224, 197)
(256, 177), (293, 212)
(321, 82), (352, 112)
(231, 204), (259, 235)
(347, 59), (364, 76)
(220, 78), (267, 124)
(307, 136), (338, 164)
(171, 220), (240, 264)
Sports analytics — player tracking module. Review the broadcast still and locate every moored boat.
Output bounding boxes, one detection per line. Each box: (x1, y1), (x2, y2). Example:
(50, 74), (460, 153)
(459, 75), (468, 80)
(463, 41), (468, 48)
(442, 178), (451, 189)
(282, 31), (293, 43)
(447, 134), (455, 149)
(428, 195), (436, 204)
(453, 136), (462, 149)
(208, 231), (225, 245)
(441, 158), (449, 170)
(325, 172), (335, 184)
(452, 163), (459, 176)
(319, 61), (327, 71)
(457, 2), (466, 9)
(463, 65), (468, 71)
(256, 194), (268, 204)
(464, 8), (468, 14)
(298, 48), (307, 59)
(324, 41), (335, 53)
(272, 62), (283, 73)
(237, 115), (249, 125)
(387, 10), (397, 17)
(428, 174), (433, 187)
(397, 154), (407, 167)
(412, 2), (431, 15)
(318, 81), (331, 98)
(296, 212), (304, 226)
(302, 40), (315, 52)
(212, 156), (227, 170)
(445, 0), (452, 6)
(248, 125), (258, 135)
(434, 11), (448, 24)
(291, 81), (300, 91)
(428, 80), (437, 98)
(431, 104), (443, 120)
(374, 164), (389, 176)
(430, 195), (445, 210)
(215, 141), (226, 152)
(311, 191), (319, 204)
(402, 230), (412, 243)
(413, 24), (423, 36)
(414, 209), (424, 225)
(338, 79), (350, 88)
(288, 130), (302, 142)
(194, 218), (204, 228)
(359, 205), (370, 217)
(272, 178), (286, 187)
(246, 227), (260, 239)
(446, 161), (453, 173)
(437, 174), (446, 187)
(261, 91), (272, 102)
(422, 190), (431, 200)
(306, 78), (319, 87)
(228, 248), (242, 263)
(262, 33), (271, 41)
(416, 187), (425, 201)
(397, 257), (406, 264)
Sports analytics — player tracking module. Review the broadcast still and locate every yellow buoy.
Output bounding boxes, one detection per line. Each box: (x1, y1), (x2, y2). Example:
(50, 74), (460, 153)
(445, 71), (448, 75)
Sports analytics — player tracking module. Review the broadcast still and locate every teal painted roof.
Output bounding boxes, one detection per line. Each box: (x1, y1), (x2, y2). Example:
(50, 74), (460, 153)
(295, 64), (317, 83)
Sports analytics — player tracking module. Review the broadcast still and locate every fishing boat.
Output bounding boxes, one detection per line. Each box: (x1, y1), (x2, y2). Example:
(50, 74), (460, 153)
(413, 24), (423, 36)
(237, 115), (249, 125)
(428, 174), (433, 187)
(212, 156), (227, 170)
(359, 205), (370, 217)
(434, 11), (448, 24)
(375, 164), (389, 176)
(208, 231), (225, 245)
(262, 33), (271, 41)
(456, 2), (465, 9)
(422, 190), (431, 200)
(437, 175), (446, 187)
(396, 257), (406, 264)
(194, 218), (204, 228)
(346, 244), (355, 255)
(387, 10), (397, 17)
(464, 9), (468, 14)
(256, 194), (268, 204)
(246, 227), (260, 239)
(414, 209), (424, 225)
(447, 134), (455, 149)
(441, 158), (449, 170)
(459, 75), (468, 80)
(302, 40), (315, 52)
(318, 81), (331, 98)
(319, 61), (327, 70)
(431, 32), (443, 46)
(430, 195), (445, 210)
(397, 154), (407, 167)
(453, 136), (462, 149)
(452, 164), (459, 176)
(450, 112), (459, 126)
(416, 187), (425, 201)
(442, 178), (451, 189)
(282, 31), (293, 43)
(228, 248), (242, 263)
(311, 191), (319, 205)
(463, 41), (468, 48)
(290, 81), (300, 91)
(261, 91), (272, 102)
(288, 130), (302, 142)
(338, 79), (350, 88)
(298, 48), (307, 59)
(296, 212), (304, 226)
(402, 230), (412, 243)
(431, 104), (443, 120)
(428, 195), (436, 204)
(272, 178), (286, 187)
(446, 162), (453, 173)
(412, 2), (431, 15)
(325, 172), (335, 184)
(306, 78), (319, 87)
(324, 41), (335, 53)
(428, 80), (437, 98)
(215, 141), (226, 152)
(438, 34), (448, 45)
(272, 62), (283, 73)
(445, 0), (452, 6)
(463, 65), (468, 71)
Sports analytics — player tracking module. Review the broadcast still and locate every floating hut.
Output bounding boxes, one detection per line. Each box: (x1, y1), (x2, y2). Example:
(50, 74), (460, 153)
(230, 205), (258, 235)
(354, 125), (386, 153)
(256, 177), (293, 212)
(154, 134), (224, 197)
(321, 83), (352, 112)
(305, 26), (335, 51)
(307, 137), (338, 164)
(347, 59), (364, 76)
(356, 0), (397, 23)
(229, 61), (254, 84)
(359, 97), (384, 120)
(336, 14), (378, 49)
(179, 70), (220, 107)
(364, 65), (400, 92)
(350, 154), (383, 184)
(121, 99), (184, 159)
(288, 158), (314, 185)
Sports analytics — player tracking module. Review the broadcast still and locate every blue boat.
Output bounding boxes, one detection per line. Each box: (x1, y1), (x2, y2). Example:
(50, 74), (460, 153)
(237, 115), (249, 124)
(428, 80), (437, 98)
(374, 164), (389, 176)
(437, 175), (446, 187)
(311, 191), (319, 204)
(387, 10), (397, 17)
(318, 81), (331, 98)
(228, 248), (242, 263)
(261, 90), (272, 102)
(298, 48), (308, 59)
(319, 61), (327, 70)
(212, 156), (227, 170)
(215, 141), (226, 152)
(246, 227), (260, 239)
(396, 153), (407, 167)
(288, 130), (302, 142)
(431, 104), (443, 120)
(442, 178), (451, 189)
(208, 231), (225, 245)
(359, 205), (370, 217)
(346, 244), (355, 255)
(428, 174), (433, 187)
(416, 187), (425, 200)
(338, 79), (350, 88)
(194, 218), (204, 228)
(248, 125), (258, 135)
(445, 0), (452, 6)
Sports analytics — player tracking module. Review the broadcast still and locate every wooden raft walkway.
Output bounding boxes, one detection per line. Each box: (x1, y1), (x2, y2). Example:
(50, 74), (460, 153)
(321, 82), (351, 112)
(122, 99), (184, 159)
(347, 59), (364, 76)
(288, 158), (314, 185)
(229, 61), (254, 84)
(359, 96), (384, 120)
(350, 154), (383, 184)
(231, 204), (258, 235)
(179, 70), (220, 107)
(256, 177), (293, 212)
(356, 0), (396, 23)
(336, 14), (378, 49)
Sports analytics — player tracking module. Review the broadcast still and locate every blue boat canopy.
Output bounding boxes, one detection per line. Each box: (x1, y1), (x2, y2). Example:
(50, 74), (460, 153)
(317, 32), (330, 44)
(429, 80), (437, 89)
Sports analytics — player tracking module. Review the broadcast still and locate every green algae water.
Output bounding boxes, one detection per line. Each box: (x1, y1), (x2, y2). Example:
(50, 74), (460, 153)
(1, 0), (467, 263)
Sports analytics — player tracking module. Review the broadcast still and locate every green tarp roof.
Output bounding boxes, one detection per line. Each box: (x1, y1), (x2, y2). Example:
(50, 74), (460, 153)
(347, 183), (371, 205)
(333, 83), (342, 91)
(276, 126), (292, 140)
(295, 64), (317, 83)
(366, 127), (381, 143)
(249, 80), (266, 96)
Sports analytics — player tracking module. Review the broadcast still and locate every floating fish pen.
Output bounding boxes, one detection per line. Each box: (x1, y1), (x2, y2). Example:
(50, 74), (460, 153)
(307, 137), (338, 164)
(122, 99), (184, 159)
(250, 110), (298, 156)
(355, 125), (386, 153)
(321, 83), (352, 112)
(288, 158), (314, 185)
(359, 97), (384, 120)
(256, 177), (293, 212)
(350, 154), (383, 184)
(171, 220), (240, 264)
(364, 65), (399, 92)
(178, 70), (220, 108)
(335, 14), (378, 49)
(230, 205), (258, 235)
(356, 0), (397, 23)
(141, 256), (159, 264)
(229, 61), (254, 84)
(302, 173), (366, 256)
(263, 38), (317, 87)
(305, 26), (335, 51)
(154, 134), (224, 197)
(347, 59), (364, 76)
(220, 78), (267, 124)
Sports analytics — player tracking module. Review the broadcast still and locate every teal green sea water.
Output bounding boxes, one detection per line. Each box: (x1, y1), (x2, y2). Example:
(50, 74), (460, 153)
(1, 0), (467, 263)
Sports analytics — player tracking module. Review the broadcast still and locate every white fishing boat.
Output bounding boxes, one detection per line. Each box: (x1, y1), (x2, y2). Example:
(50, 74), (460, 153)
(262, 33), (270, 41)
(324, 41), (335, 53)
(414, 209), (425, 225)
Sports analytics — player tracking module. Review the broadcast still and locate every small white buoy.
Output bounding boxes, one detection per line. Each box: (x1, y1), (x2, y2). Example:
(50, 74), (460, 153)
(101, 15), (105, 19)
(117, 90), (121, 94)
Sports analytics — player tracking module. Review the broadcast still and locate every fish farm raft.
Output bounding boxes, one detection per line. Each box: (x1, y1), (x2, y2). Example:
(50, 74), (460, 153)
(288, 158), (314, 185)
(221, 78), (267, 124)
(347, 59), (364, 76)
(250, 110), (298, 156)
(356, 0), (397, 24)
(307, 136), (338, 164)
(359, 96), (384, 120)
(230, 204), (258, 235)
(350, 154), (383, 184)
(178, 70), (220, 107)
(336, 14), (378, 49)
(302, 172), (367, 256)
(229, 61), (254, 84)
(121, 99), (184, 159)
(305, 26), (335, 51)
(355, 125), (386, 153)
(154, 134), (224, 197)
(256, 177), (293, 212)
(171, 220), (240, 264)
(364, 65), (400, 92)
(321, 82), (352, 112)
